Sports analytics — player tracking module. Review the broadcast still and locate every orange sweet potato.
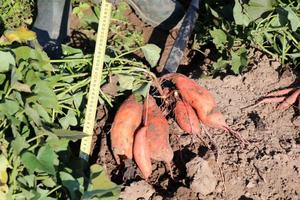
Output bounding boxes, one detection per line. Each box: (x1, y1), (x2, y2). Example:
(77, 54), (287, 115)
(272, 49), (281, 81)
(133, 126), (152, 180)
(201, 111), (229, 131)
(174, 99), (200, 134)
(202, 111), (249, 145)
(170, 73), (216, 120)
(111, 94), (143, 164)
(144, 95), (173, 165)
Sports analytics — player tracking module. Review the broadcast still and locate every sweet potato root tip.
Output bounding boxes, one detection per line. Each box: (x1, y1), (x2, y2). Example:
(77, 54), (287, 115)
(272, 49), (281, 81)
(111, 95), (143, 162)
(245, 88), (300, 111)
(241, 96), (286, 110)
(166, 162), (174, 179)
(227, 128), (250, 146)
(175, 100), (200, 135)
(133, 127), (152, 180)
(266, 88), (296, 97)
(202, 112), (249, 145)
(201, 112), (228, 130)
(257, 97), (286, 105)
(144, 95), (174, 165)
(277, 89), (300, 110)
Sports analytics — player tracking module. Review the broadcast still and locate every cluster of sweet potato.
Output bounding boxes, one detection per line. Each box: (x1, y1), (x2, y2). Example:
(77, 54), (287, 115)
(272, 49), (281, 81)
(110, 73), (245, 180)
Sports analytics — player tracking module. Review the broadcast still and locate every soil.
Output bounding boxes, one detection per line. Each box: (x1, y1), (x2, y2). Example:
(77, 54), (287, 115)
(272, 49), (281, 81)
(97, 52), (300, 200)
(95, 6), (300, 200)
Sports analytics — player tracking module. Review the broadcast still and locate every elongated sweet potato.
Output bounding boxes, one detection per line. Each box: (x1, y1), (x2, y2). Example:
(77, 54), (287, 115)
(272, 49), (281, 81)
(174, 99), (200, 134)
(133, 126), (152, 180)
(111, 94), (143, 164)
(202, 111), (249, 145)
(144, 95), (173, 165)
(163, 73), (248, 145)
(201, 111), (228, 130)
(171, 74), (216, 120)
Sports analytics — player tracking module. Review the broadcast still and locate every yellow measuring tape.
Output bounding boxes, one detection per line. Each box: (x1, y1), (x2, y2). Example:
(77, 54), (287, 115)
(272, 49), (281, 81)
(79, 0), (112, 161)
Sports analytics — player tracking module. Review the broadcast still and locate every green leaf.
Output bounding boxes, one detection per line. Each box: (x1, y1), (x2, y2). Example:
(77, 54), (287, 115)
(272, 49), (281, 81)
(37, 144), (58, 175)
(82, 164), (120, 200)
(25, 69), (41, 86)
(234, 0), (275, 26)
(0, 51), (15, 72)
(14, 46), (36, 62)
(42, 177), (56, 188)
(212, 58), (228, 71)
(46, 135), (69, 152)
(141, 44), (161, 68)
(231, 47), (248, 74)
(209, 28), (227, 49)
(21, 145), (58, 175)
(117, 74), (135, 90)
(244, 0), (275, 21)
(0, 100), (19, 116)
(233, 0), (250, 26)
(0, 74), (6, 85)
(33, 103), (51, 123)
(61, 44), (84, 58)
(59, 110), (77, 129)
(17, 174), (36, 188)
(90, 165), (118, 190)
(284, 6), (300, 31)
(252, 32), (264, 45)
(11, 134), (29, 156)
(22, 175), (35, 188)
(12, 82), (32, 93)
(13, 46), (52, 71)
(51, 129), (88, 141)
(33, 81), (59, 109)
(112, 1), (129, 21)
(60, 172), (80, 200)
(133, 81), (151, 99)
(73, 92), (84, 109)
(20, 151), (41, 174)
(32, 187), (56, 200)
(25, 104), (41, 126)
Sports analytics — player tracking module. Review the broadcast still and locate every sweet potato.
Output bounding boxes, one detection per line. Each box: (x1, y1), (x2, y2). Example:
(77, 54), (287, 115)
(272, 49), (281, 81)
(201, 111), (229, 130)
(171, 74), (216, 120)
(277, 88), (300, 110)
(174, 99), (200, 134)
(144, 95), (173, 165)
(111, 94), (143, 164)
(202, 111), (249, 145)
(133, 126), (152, 180)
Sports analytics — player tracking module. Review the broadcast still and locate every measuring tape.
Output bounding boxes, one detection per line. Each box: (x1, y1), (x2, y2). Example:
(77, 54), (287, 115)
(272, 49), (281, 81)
(79, 0), (112, 161)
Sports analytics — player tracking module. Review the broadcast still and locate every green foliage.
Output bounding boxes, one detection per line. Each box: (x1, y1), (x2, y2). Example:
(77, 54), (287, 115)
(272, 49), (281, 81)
(195, 0), (300, 74)
(0, 0), (34, 30)
(233, 0), (276, 26)
(141, 44), (161, 68)
(231, 47), (248, 74)
(0, 42), (131, 199)
(0, 1), (162, 199)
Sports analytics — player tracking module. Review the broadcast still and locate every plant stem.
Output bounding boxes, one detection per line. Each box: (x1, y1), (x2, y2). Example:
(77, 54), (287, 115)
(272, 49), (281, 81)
(50, 58), (92, 63)
(27, 133), (48, 143)
(46, 185), (62, 196)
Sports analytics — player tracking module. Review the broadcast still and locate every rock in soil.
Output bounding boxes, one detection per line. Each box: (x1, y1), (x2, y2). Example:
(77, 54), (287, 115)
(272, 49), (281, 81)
(186, 157), (218, 196)
(120, 180), (155, 200)
(173, 186), (197, 200)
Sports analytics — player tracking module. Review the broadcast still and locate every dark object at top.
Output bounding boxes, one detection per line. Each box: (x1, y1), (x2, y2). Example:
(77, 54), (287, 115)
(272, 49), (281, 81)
(161, 0), (201, 75)
(31, 0), (71, 59)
